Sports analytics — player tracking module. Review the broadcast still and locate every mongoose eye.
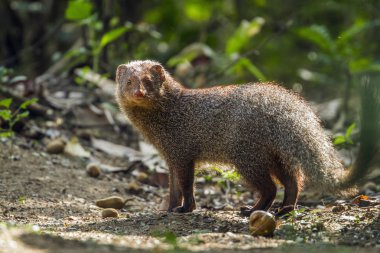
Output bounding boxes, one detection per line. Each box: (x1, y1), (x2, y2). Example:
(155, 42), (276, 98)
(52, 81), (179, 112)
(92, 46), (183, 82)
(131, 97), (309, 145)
(127, 80), (132, 85)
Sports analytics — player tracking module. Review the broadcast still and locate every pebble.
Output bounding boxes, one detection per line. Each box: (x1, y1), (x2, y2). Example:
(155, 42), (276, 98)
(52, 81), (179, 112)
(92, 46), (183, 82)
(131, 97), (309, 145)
(358, 199), (371, 207)
(223, 204), (234, 211)
(126, 181), (142, 194)
(46, 138), (65, 154)
(86, 163), (101, 178)
(96, 196), (126, 209)
(136, 172), (149, 183)
(101, 208), (118, 218)
(332, 205), (345, 213)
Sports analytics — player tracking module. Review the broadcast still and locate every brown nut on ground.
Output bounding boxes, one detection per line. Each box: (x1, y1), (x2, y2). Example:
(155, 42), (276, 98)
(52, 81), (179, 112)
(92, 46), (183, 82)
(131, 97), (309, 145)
(86, 163), (101, 178)
(46, 138), (65, 154)
(249, 210), (276, 236)
(101, 208), (118, 218)
(96, 196), (125, 209)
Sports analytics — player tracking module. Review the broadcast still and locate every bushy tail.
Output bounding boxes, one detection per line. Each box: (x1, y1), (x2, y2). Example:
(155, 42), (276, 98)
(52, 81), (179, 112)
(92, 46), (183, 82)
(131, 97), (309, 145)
(304, 78), (379, 195)
(339, 78), (380, 189)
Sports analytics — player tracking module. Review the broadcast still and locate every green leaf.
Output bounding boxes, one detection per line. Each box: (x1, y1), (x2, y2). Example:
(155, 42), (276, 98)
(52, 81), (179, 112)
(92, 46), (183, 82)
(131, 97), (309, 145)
(333, 135), (346, 145)
(184, 0), (212, 22)
(231, 58), (266, 81)
(9, 75), (27, 83)
(20, 98), (38, 109)
(345, 122), (356, 139)
(0, 110), (11, 121)
(167, 43), (214, 67)
(0, 98), (12, 109)
(0, 131), (14, 138)
(15, 111), (30, 122)
(226, 17), (265, 55)
(65, 0), (93, 21)
(163, 231), (177, 246)
(297, 25), (335, 52)
(337, 19), (377, 46)
(99, 26), (130, 49)
(349, 58), (380, 74)
(237, 58), (266, 81)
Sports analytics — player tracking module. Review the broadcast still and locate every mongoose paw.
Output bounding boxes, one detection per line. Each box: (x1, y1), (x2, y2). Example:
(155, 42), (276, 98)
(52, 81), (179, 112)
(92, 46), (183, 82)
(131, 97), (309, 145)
(274, 205), (295, 217)
(172, 206), (194, 213)
(240, 205), (254, 216)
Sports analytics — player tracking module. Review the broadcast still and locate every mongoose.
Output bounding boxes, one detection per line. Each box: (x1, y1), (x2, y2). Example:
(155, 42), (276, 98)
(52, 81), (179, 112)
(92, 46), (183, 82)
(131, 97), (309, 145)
(115, 60), (356, 216)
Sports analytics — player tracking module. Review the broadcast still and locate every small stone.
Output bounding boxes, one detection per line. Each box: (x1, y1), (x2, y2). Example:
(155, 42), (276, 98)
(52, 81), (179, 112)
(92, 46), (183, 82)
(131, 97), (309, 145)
(223, 204), (234, 211)
(101, 208), (118, 218)
(46, 138), (65, 154)
(332, 205), (345, 213)
(96, 196), (126, 209)
(86, 163), (101, 178)
(136, 172), (149, 183)
(249, 210), (276, 237)
(126, 181), (141, 194)
(358, 199), (371, 207)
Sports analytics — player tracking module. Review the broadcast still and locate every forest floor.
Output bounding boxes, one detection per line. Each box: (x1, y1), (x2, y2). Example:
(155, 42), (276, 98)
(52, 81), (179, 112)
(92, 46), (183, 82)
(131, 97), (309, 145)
(0, 136), (379, 253)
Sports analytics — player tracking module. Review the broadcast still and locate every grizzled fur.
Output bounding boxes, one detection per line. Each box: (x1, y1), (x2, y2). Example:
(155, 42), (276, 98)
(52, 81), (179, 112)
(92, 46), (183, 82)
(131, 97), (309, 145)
(116, 60), (351, 215)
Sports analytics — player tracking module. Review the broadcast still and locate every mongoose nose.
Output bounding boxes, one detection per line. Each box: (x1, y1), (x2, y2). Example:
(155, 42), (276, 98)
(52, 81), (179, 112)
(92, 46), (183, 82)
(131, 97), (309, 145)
(134, 89), (145, 98)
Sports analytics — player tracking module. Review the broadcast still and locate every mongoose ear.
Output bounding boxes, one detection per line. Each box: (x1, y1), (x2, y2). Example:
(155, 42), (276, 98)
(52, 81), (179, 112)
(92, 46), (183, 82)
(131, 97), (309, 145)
(150, 64), (166, 83)
(116, 64), (128, 84)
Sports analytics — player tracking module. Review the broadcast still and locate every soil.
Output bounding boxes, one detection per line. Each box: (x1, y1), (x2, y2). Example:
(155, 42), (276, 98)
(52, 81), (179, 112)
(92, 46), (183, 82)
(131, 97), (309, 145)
(0, 139), (379, 253)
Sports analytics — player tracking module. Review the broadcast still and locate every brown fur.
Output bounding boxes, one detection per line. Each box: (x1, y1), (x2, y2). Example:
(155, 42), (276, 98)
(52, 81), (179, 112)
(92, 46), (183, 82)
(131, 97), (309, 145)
(115, 60), (353, 215)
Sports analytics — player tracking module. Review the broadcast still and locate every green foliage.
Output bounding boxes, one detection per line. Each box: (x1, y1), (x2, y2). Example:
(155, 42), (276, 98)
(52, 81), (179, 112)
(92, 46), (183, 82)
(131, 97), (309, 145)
(65, 0), (93, 21)
(285, 208), (306, 224)
(298, 25), (335, 53)
(210, 166), (241, 183)
(99, 26), (131, 49)
(184, 0), (212, 22)
(226, 17), (265, 55)
(333, 122), (356, 149)
(0, 98), (37, 139)
(231, 57), (266, 81)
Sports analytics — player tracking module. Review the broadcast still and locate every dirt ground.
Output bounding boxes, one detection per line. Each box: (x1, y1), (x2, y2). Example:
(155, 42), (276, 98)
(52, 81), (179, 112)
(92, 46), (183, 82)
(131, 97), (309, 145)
(0, 139), (379, 253)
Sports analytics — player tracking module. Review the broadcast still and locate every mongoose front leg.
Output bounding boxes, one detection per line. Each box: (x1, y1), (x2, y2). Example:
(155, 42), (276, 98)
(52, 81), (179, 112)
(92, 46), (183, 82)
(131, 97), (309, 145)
(168, 161), (196, 213)
(168, 168), (183, 210)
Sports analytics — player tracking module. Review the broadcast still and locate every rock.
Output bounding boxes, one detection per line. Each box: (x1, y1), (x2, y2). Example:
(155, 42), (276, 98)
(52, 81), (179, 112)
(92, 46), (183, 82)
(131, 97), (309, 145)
(136, 172), (149, 183)
(64, 137), (91, 158)
(158, 194), (170, 211)
(86, 163), (101, 178)
(96, 196), (125, 209)
(332, 205), (345, 213)
(358, 199), (371, 207)
(249, 210), (276, 237)
(101, 208), (118, 218)
(126, 181), (142, 194)
(46, 138), (65, 154)
(223, 204), (234, 211)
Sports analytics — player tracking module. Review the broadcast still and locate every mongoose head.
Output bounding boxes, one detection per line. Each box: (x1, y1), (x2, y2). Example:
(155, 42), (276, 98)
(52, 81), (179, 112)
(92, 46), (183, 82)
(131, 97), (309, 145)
(115, 60), (166, 108)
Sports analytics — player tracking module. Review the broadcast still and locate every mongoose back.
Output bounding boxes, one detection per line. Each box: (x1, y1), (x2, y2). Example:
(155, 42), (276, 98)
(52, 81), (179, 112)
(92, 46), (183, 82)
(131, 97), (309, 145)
(115, 60), (354, 215)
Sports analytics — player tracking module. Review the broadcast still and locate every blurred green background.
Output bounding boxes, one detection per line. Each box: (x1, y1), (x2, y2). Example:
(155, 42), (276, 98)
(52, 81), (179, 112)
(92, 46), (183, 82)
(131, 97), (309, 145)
(1, 0), (379, 112)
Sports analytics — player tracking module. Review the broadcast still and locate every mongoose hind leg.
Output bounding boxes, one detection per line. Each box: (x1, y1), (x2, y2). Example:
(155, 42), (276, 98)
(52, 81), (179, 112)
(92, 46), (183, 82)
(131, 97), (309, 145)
(239, 171), (277, 216)
(272, 166), (303, 217)
(168, 161), (196, 213)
